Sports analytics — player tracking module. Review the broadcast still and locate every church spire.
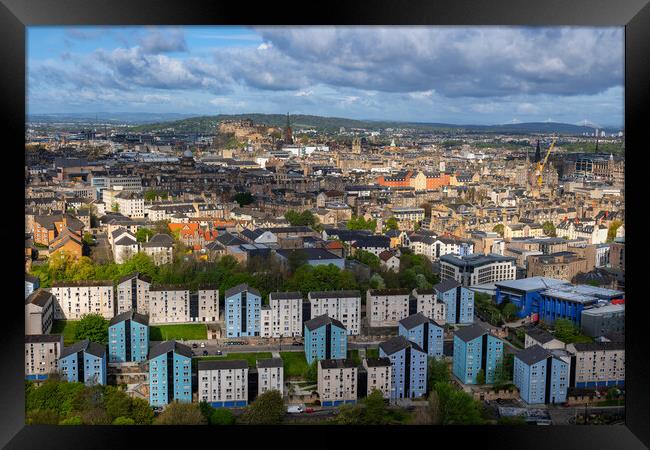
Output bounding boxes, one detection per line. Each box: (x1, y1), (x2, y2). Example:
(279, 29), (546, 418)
(534, 139), (541, 163)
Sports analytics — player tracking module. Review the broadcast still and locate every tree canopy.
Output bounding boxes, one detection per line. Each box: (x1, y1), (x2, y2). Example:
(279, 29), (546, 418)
(347, 216), (377, 231)
(285, 209), (317, 227)
(232, 192), (255, 207)
(542, 221), (556, 237)
(239, 390), (285, 425)
(154, 401), (207, 425)
(74, 314), (109, 344)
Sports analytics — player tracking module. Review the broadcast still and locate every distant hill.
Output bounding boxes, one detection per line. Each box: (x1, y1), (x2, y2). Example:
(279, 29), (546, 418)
(29, 112), (623, 135)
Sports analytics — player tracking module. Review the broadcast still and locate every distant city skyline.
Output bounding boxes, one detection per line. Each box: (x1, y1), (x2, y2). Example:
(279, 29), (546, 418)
(28, 26), (624, 127)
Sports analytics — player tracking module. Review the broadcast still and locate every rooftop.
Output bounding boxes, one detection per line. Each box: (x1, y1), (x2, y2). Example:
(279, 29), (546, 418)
(149, 340), (193, 360)
(198, 359), (249, 370)
(319, 358), (357, 370)
(495, 277), (570, 293)
(379, 335), (424, 355)
(304, 314), (346, 332)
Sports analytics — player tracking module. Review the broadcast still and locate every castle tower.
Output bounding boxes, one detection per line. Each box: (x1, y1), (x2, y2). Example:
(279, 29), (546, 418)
(352, 137), (361, 154)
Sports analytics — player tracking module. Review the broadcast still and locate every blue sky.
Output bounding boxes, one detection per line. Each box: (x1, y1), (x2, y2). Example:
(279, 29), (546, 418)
(27, 26), (624, 127)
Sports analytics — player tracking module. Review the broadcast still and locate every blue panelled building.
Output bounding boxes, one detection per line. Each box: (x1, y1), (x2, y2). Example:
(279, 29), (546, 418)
(452, 324), (504, 385)
(379, 335), (428, 399)
(108, 310), (149, 363)
(514, 344), (570, 405)
(225, 284), (262, 338)
(398, 313), (444, 359)
(433, 279), (474, 324)
(58, 339), (107, 386)
(148, 340), (193, 407)
(304, 314), (347, 364)
(495, 277), (570, 318)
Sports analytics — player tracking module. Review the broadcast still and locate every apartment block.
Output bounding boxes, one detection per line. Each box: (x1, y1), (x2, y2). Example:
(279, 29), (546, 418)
(304, 315), (347, 365)
(198, 360), (249, 408)
(256, 358), (284, 397)
(59, 339), (107, 386)
(566, 341), (625, 388)
(148, 285), (219, 325)
(367, 289), (410, 328)
(379, 335), (428, 399)
(308, 290), (361, 335)
(432, 279), (474, 325)
(398, 313), (444, 359)
(514, 345), (570, 405)
(440, 253), (516, 287)
(452, 324), (504, 385)
(261, 292), (303, 338)
(51, 280), (115, 320)
(108, 310), (149, 363)
(25, 334), (63, 382)
(25, 289), (54, 335)
(318, 359), (358, 407)
(225, 284), (261, 338)
(116, 272), (152, 316)
(148, 340), (193, 407)
(413, 288), (446, 323)
(361, 357), (392, 399)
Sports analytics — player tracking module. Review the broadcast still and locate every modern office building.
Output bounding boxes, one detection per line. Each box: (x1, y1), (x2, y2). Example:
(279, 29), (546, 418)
(58, 339), (107, 386)
(25, 334), (63, 382)
(566, 341), (625, 388)
(148, 340), (192, 407)
(198, 360), (249, 408)
(495, 277), (570, 319)
(379, 335), (428, 400)
(224, 284), (262, 338)
(116, 272), (152, 316)
(398, 313), (445, 359)
(514, 345), (570, 404)
(452, 324), (504, 385)
(108, 310), (149, 363)
(538, 284), (624, 326)
(432, 279), (475, 325)
(261, 292), (303, 338)
(317, 358), (358, 406)
(367, 289), (411, 327)
(440, 253), (516, 287)
(25, 288), (54, 335)
(304, 315), (348, 365)
(308, 290), (361, 335)
(256, 358), (284, 397)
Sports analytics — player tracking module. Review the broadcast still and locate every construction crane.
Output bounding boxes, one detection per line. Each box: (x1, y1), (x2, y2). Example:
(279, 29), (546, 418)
(535, 138), (557, 187)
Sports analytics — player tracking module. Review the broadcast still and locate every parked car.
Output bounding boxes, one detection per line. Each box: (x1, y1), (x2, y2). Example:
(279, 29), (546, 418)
(305, 407), (314, 414)
(287, 405), (304, 414)
(215, 350), (222, 355)
(200, 342), (206, 348)
(292, 341), (302, 346)
(202, 350), (209, 356)
(192, 344), (198, 349)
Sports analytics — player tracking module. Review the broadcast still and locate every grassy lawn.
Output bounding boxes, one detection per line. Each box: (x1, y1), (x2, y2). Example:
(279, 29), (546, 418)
(149, 324), (207, 341)
(51, 320), (79, 345)
(347, 349), (361, 365)
(192, 352), (272, 370)
(280, 352), (309, 378)
(366, 347), (379, 359)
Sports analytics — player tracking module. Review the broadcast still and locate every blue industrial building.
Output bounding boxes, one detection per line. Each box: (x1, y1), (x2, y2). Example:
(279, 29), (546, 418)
(58, 339), (107, 386)
(379, 335), (428, 399)
(398, 313), (444, 359)
(452, 324), (504, 385)
(304, 315), (347, 364)
(514, 345), (570, 404)
(538, 284), (624, 326)
(148, 340), (193, 407)
(108, 310), (150, 363)
(225, 284), (262, 338)
(433, 279), (474, 324)
(495, 277), (570, 318)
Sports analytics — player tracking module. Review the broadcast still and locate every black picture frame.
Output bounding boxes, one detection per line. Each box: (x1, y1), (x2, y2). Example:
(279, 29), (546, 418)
(2, 0), (648, 448)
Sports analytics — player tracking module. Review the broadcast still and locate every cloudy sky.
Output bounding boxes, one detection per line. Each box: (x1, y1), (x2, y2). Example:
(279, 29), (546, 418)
(27, 26), (624, 127)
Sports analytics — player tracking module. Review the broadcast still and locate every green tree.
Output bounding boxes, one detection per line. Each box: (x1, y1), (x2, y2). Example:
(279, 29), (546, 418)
(144, 190), (158, 201)
(104, 387), (132, 420)
(501, 302), (518, 322)
(74, 313), (109, 344)
(384, 217), (399, 231)
(353, 250), (381, 271)
(287, 249), (309, 273)
(333, 403), (364, 425)
(111, 202), (120, 212)
(240, 390), (285, 425)
(129, 398), (154, 425)
(112, 416), (136, 425)
(60, 415), (83, 425)
(347, 216), (377, 231)
(82, 232), (94, 246)
(210, 408), (236, 425)
(369, 273), (386, 289)
(232, 192), (255, 207)
(363, 389), (389, 425)
(136, 227), (155, 243)
(606, 220), (623, 242)
(498, 415), (526, 425)
(198, 400), (214, 423)
(428, 358), (450, 390)
(303, 360), (318, 383)
(434, 382), (484, 425)
(284, 209), (317, 227)
(542, 221), (556, 237)
(492, 224), (504, 237)
(553, 318), (592, 344)
(476, 369), (486, 385)
(154, 401), (207, 425)
(26, 409), (60, 424)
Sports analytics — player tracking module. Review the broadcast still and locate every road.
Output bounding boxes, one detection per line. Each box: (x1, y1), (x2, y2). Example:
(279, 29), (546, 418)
(90, 232), (112, 264)
(547, 405), (625, 425)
